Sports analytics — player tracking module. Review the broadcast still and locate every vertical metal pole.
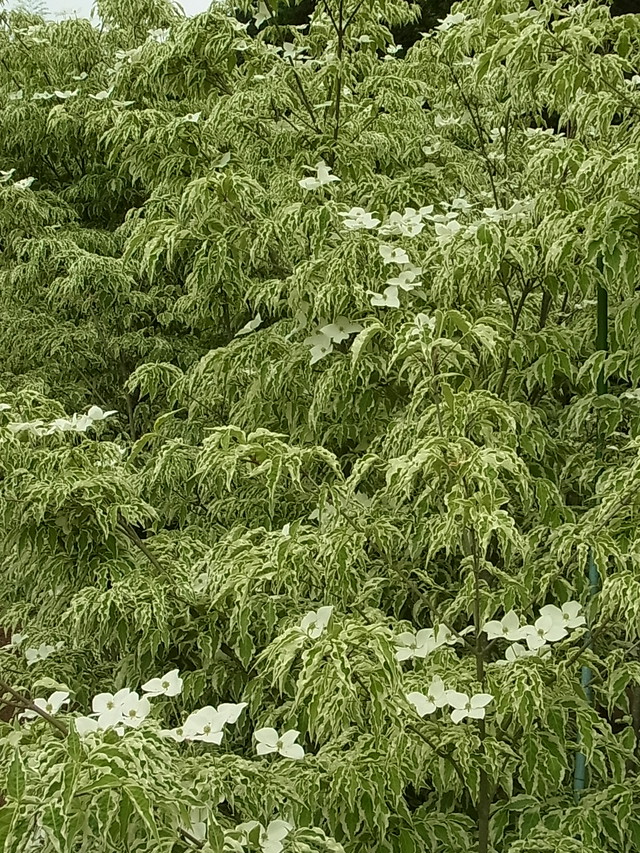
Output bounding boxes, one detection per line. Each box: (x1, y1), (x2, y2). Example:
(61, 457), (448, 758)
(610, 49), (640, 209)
(573, 278), (607, 799)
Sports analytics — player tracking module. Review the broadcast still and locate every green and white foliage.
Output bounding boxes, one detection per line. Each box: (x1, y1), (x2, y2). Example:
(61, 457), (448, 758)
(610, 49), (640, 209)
(2, 0), (640, 850)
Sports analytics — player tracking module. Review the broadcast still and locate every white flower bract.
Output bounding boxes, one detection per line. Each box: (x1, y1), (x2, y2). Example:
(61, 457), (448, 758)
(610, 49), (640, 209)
(141, 668), (183, 697)
(254, 727), (304, 759)
(300, 605), (333, 638)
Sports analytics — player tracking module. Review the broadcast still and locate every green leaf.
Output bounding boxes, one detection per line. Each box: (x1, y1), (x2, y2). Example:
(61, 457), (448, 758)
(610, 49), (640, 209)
(124, 785), (159, 840)
(6, 751), (25, 803)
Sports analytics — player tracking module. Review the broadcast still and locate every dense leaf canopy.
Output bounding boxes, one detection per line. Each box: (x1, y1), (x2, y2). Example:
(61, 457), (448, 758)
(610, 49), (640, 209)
(2, 1), (640, 851)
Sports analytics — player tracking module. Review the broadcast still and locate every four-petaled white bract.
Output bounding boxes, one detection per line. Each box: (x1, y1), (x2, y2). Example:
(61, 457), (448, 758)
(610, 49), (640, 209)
(406, 676), (451, 716)
(183, 706), (228, 743)
(379, 209), (426, 237)
(434, 220), (463, 246)
(255, 727), (304, 759)
(87, 405), (117, 421)
(92, 687), (133, 715)
(120, 693), (152, 728)
(483, 610), (526, 642)
(503, 642), (549, 663)
(236, 819), (293, 853)
(521, 615), (568, 650)
(447, 691), (493, 723)
(338, 206), (381, 230)
(395, 628), (435, 660)
(298, 160), (340, 191)
(396, 624), (465, 660)
(25, 642), (58, 665)
(300, 605), (333, 638)
(20, 691), (69, 720)
(320, 317), (363, 344)
(379, 244), (410, 266)
(412, 313), (437, 335)
(304, 331), (333, 364)
(216, 702), (248, 724)
(539, 601), (585, 630)
(142, 668), (183, 697)
(370, 286), (400, 309)
(386, 268), (422, 291)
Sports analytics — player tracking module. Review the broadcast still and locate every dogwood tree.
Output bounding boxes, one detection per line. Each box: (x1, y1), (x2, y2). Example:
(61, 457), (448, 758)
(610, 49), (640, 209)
(1, 0), (640, 852)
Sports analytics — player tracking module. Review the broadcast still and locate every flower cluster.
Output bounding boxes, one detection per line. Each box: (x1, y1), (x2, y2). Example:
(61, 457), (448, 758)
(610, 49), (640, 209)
(20, 670), (182, 736)
(483, 602), (585, 661)
(338, 207), (380, 230)
(7, 405), (117, 437)
(370, 242), (423, 309)
(407, 676), (493, 723)
(303, 316), (362, 364)
(162, 701), (247, 744)
(395, 625), (471, 661)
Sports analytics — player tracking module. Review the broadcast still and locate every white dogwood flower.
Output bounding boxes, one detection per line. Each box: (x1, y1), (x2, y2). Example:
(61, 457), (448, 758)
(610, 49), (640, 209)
(25, 642), (57, 665)
(447, 691), (493, 723)
(320, 317), (362, 343)
(338, 207), (380, 230)
(482, 611), (527, 642)
(395, 628), (437, 661)
(502, 642), (550, 663)
(92, 688), (133, 715)
(379, 244), (410, 266)
(379, 210), (424, 237)
(20, 691), (69, 720)
(236, 820), (293, 853)
(521, 615), (568, 650)
(87, 406), (117, 421)
(120, 693), (152, 728)
(255, 727), (304, 759)
(304, 331), (333, 364)
(539, 601), (585, 630)
(141, 668), (183, 697)
(183, 707), (226, 743)
(370, 286), (400, 308)
(386, 268), (422, 291)
(434, 220), (463, 246)
(216, 702), (248, 724)
(299, 160), (340, 190)
(412, 314), (437, 335)
(406, 676), (451, 716)
(254, 2), (271, 28)
(300, 605), (333, 638)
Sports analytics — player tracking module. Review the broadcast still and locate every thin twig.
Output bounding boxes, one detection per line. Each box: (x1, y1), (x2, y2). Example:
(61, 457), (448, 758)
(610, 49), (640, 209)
(0, 679), (68, 736)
